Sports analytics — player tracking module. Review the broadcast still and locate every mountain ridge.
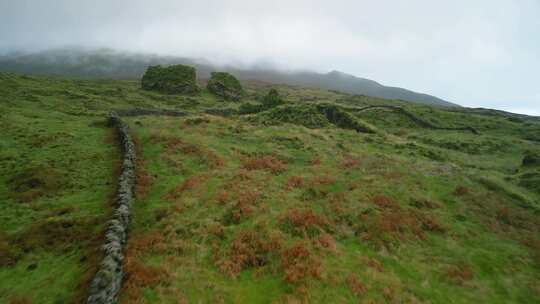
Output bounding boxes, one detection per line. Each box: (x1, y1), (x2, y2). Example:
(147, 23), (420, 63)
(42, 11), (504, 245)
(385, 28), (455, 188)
(0, 48), (457, 107)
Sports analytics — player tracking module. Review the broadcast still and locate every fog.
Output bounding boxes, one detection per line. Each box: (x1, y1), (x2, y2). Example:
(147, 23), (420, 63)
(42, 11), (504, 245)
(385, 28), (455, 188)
(1, 0), (539, 114)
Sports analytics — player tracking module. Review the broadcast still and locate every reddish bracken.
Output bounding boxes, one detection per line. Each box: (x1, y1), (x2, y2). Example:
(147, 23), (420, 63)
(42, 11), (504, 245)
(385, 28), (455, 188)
(282, 208), (330, 236)
(340, 154), (362, 169)
(242, 155), (287, 174)
(228, 190), (262, 223)
(314, 233), (338, 254)
(122, 231), (170, 302)
(360, 194), (447, 247)
(372, 195), (399, 209)
(363, 257), (384, 272)
(132, 136), (154, 199)
(310, 157), (321, 166)
(280, 241), (322, 285)
(215, 190), (230, 204)
(218, 229), (282, 278)
(453, 186), (471, 196)
(162, 175), (206, 202)
(446, 262), (474, 285)
(346, 274), (367, 296)
(286, 176), (305, 189)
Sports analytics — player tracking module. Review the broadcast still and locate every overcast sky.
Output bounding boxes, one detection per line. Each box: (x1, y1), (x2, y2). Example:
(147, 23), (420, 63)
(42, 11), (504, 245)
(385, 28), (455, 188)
(1, 0), (539, 115)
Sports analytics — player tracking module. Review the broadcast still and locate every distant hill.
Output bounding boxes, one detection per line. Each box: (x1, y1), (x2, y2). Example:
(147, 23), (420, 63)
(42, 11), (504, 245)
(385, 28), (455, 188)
(0, 48), (457, 107)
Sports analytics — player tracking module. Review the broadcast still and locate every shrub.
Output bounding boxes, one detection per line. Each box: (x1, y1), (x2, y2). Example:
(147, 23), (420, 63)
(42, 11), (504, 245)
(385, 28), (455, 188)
(141, 64), (199, 94)
(239, 102), (264, 114)
(262, 89), (284, 108)
(207, 72), (243, 101)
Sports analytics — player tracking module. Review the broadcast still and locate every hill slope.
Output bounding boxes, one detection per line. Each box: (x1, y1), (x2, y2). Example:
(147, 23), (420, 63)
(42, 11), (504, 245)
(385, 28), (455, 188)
(0, 72), (539, 303)
(0, 49), (455, 106)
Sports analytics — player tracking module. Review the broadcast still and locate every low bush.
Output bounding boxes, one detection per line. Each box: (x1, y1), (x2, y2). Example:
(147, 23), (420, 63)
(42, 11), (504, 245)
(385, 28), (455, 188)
(207, 72), (243, 101)
(141, 64), (199, 94)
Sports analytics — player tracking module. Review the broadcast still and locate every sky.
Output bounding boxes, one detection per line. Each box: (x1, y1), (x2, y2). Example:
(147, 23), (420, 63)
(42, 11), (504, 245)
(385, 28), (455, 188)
(1, 0), (539, 115)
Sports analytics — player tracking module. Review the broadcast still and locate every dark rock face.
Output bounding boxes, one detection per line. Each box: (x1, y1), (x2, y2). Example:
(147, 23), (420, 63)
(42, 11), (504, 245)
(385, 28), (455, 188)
(141, 64), (199, 94)
(87, 112), (136, 304)
(207, 72), (243, 101)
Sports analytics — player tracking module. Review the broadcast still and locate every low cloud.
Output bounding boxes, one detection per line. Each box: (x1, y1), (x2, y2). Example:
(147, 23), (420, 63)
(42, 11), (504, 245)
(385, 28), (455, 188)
(1, 0), (539, 114)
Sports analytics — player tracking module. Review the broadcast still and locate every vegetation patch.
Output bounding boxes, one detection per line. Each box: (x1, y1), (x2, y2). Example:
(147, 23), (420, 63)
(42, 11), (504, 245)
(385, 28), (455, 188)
(7, 166), (62, 203)
(246, 102), (376, 133)
(242, 155), (287, 174)
(207, 71), (243, 101)
(217, 228), (282, 278)
(141, 64), (199, 94)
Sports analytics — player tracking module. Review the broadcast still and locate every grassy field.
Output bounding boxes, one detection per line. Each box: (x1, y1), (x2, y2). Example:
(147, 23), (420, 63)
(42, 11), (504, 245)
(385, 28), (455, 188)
(1, 72), (539, 303)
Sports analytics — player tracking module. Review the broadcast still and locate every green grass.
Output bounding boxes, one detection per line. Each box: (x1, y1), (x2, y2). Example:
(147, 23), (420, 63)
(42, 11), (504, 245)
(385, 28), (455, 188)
(1, 72), (539, 303)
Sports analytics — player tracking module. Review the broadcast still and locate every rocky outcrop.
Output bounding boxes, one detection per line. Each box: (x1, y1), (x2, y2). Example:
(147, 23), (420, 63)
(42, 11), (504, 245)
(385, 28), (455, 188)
(87, 112), (136, 304)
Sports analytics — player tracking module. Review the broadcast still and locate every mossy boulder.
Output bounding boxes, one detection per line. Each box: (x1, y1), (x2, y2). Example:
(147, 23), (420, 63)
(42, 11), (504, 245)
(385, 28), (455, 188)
(141, 65), (199, 94)
(207, 72), (243, 101)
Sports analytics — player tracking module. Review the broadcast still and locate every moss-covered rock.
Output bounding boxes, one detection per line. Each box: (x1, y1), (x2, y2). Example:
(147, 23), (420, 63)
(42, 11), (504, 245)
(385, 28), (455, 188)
(141, 65), (199, 94)
(207, 72), (243, 101)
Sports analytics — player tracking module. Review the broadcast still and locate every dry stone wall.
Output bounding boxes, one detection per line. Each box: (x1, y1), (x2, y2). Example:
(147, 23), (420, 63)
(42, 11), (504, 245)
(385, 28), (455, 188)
(87, 112), (136, 304)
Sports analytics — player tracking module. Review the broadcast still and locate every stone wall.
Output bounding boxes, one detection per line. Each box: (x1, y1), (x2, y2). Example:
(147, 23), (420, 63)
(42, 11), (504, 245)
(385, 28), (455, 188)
(87, 112), (136, 304)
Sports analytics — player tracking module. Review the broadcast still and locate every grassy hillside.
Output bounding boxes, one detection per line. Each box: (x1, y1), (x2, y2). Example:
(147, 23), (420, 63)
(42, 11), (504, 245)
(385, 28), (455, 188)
(0, 72), (539, 303)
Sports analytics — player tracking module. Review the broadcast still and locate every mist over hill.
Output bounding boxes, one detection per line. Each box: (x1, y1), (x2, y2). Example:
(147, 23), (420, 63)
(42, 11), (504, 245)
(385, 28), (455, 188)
(0, 48), (457, 107)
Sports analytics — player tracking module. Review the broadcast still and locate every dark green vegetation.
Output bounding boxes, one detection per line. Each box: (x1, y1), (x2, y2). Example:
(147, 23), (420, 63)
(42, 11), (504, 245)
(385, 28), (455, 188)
(1, 71), (540, 303)
(141, 64), (199, 94)
(0, 48), (455, 106)
(207, 72), (243, 101)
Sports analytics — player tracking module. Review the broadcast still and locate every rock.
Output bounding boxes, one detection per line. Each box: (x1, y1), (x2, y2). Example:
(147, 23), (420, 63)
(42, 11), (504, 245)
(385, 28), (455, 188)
(141, 65), (199, 94)
(207, 72), (243, 101)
